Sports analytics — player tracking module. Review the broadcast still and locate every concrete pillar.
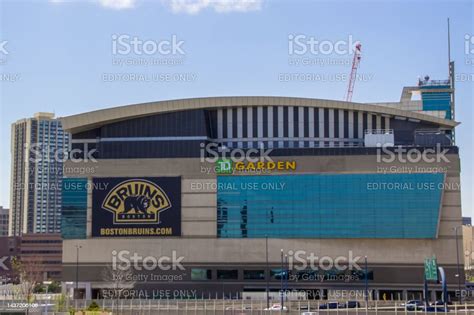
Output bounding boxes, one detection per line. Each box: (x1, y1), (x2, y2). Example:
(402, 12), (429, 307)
(403, 290), (408, 301)
(85, 282), (92, 300)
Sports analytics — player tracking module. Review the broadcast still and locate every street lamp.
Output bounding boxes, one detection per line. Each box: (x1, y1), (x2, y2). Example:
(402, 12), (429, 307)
(284, 254), (288, 303)
(43, 281), (52, 315)
(265, 235), (269, 309)
(75, 245), (82, 299)
(280, 249), (284, 308)
(453, 226), (462, 297)
(364, 256), (369, 309)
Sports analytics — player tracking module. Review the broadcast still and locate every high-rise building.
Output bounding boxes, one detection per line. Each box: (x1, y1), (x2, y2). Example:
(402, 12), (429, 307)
(0, 206), (9, 236)
(9, 113), (70, 236)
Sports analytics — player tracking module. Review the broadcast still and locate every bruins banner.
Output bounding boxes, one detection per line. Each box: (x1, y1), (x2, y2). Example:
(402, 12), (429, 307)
(92, 177), (181, 237)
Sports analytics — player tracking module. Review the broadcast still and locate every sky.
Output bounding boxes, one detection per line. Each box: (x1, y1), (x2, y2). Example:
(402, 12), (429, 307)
(0, 0), (472, 217)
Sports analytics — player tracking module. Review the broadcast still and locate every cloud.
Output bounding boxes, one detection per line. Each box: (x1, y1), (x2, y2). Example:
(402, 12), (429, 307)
(97, 0), (136, 10)
(49, 0), (137, 10)
(49, 0), (263, 12)
(164, 0), (263, 14)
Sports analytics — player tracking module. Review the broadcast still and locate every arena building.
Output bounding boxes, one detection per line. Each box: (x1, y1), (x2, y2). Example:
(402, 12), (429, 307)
(59, 77), (463, 301)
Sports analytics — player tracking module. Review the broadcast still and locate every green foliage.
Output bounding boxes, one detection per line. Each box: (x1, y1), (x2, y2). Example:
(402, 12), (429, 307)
(86, 301), (101, 311)
(48, 281), (61, 293)
(33, 283), (45, 293)
(55, 294), (67, 312)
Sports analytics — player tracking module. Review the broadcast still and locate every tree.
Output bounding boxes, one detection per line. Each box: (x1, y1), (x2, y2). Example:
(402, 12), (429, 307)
(100, 264), (136, 312)
(11, 256), (45, 315)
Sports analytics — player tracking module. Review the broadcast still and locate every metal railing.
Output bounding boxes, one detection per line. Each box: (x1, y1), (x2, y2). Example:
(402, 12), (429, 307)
(1, 299), (474, 314)
(418, 79), (451, 87)
(364, 129), (394, 135)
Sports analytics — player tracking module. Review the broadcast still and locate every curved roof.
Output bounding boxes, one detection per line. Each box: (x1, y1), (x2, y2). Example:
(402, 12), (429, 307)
(60, 96), (459, 133)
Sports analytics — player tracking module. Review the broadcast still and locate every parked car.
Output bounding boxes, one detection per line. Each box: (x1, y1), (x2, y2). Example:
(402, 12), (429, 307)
(319, 301), (339, 309)
(343, 301), (361, 308)
(401, 300), (418, 306)
(420, 305), (450, 313)
(225, 305), (252, 311)
(297, 305), (311, 311)
(431, 300), (452, 306)
(404, 300), (424, 311)
(264, 303), (288, 311)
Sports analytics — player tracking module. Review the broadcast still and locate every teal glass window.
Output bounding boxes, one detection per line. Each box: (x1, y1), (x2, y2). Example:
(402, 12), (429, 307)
(243, 270), (265, 280)
(217, 270), (238, 280)
(191, 269), (212, 280)
(61, 178), (88, 239)
(217, 173), (444, 239)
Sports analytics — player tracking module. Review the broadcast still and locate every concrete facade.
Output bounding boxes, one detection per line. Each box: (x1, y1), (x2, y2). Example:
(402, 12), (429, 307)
(61, 153), (463, 295)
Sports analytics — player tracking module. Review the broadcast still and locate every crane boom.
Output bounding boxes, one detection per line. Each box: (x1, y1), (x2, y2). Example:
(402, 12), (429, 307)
(345, 43), (362, 102)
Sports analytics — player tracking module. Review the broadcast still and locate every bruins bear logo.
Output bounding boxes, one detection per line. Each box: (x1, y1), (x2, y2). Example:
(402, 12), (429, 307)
(102, 179), (171, 224)
(124, 195), (151, 214)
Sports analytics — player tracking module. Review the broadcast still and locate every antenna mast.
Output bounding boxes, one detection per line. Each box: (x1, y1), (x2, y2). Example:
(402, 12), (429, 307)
(448, 18), (451, 70)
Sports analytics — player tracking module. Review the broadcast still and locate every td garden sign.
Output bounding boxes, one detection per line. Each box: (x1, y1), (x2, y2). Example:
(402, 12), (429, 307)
(92, 177), (181, 237)
(216, 159), (296, 174)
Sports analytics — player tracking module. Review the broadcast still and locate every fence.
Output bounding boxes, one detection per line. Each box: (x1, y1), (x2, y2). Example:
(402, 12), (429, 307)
(1, 299), (474, 315)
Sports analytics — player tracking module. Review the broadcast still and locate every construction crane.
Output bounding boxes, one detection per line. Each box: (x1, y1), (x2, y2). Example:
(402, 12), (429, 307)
(345, 43), (362, 102)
